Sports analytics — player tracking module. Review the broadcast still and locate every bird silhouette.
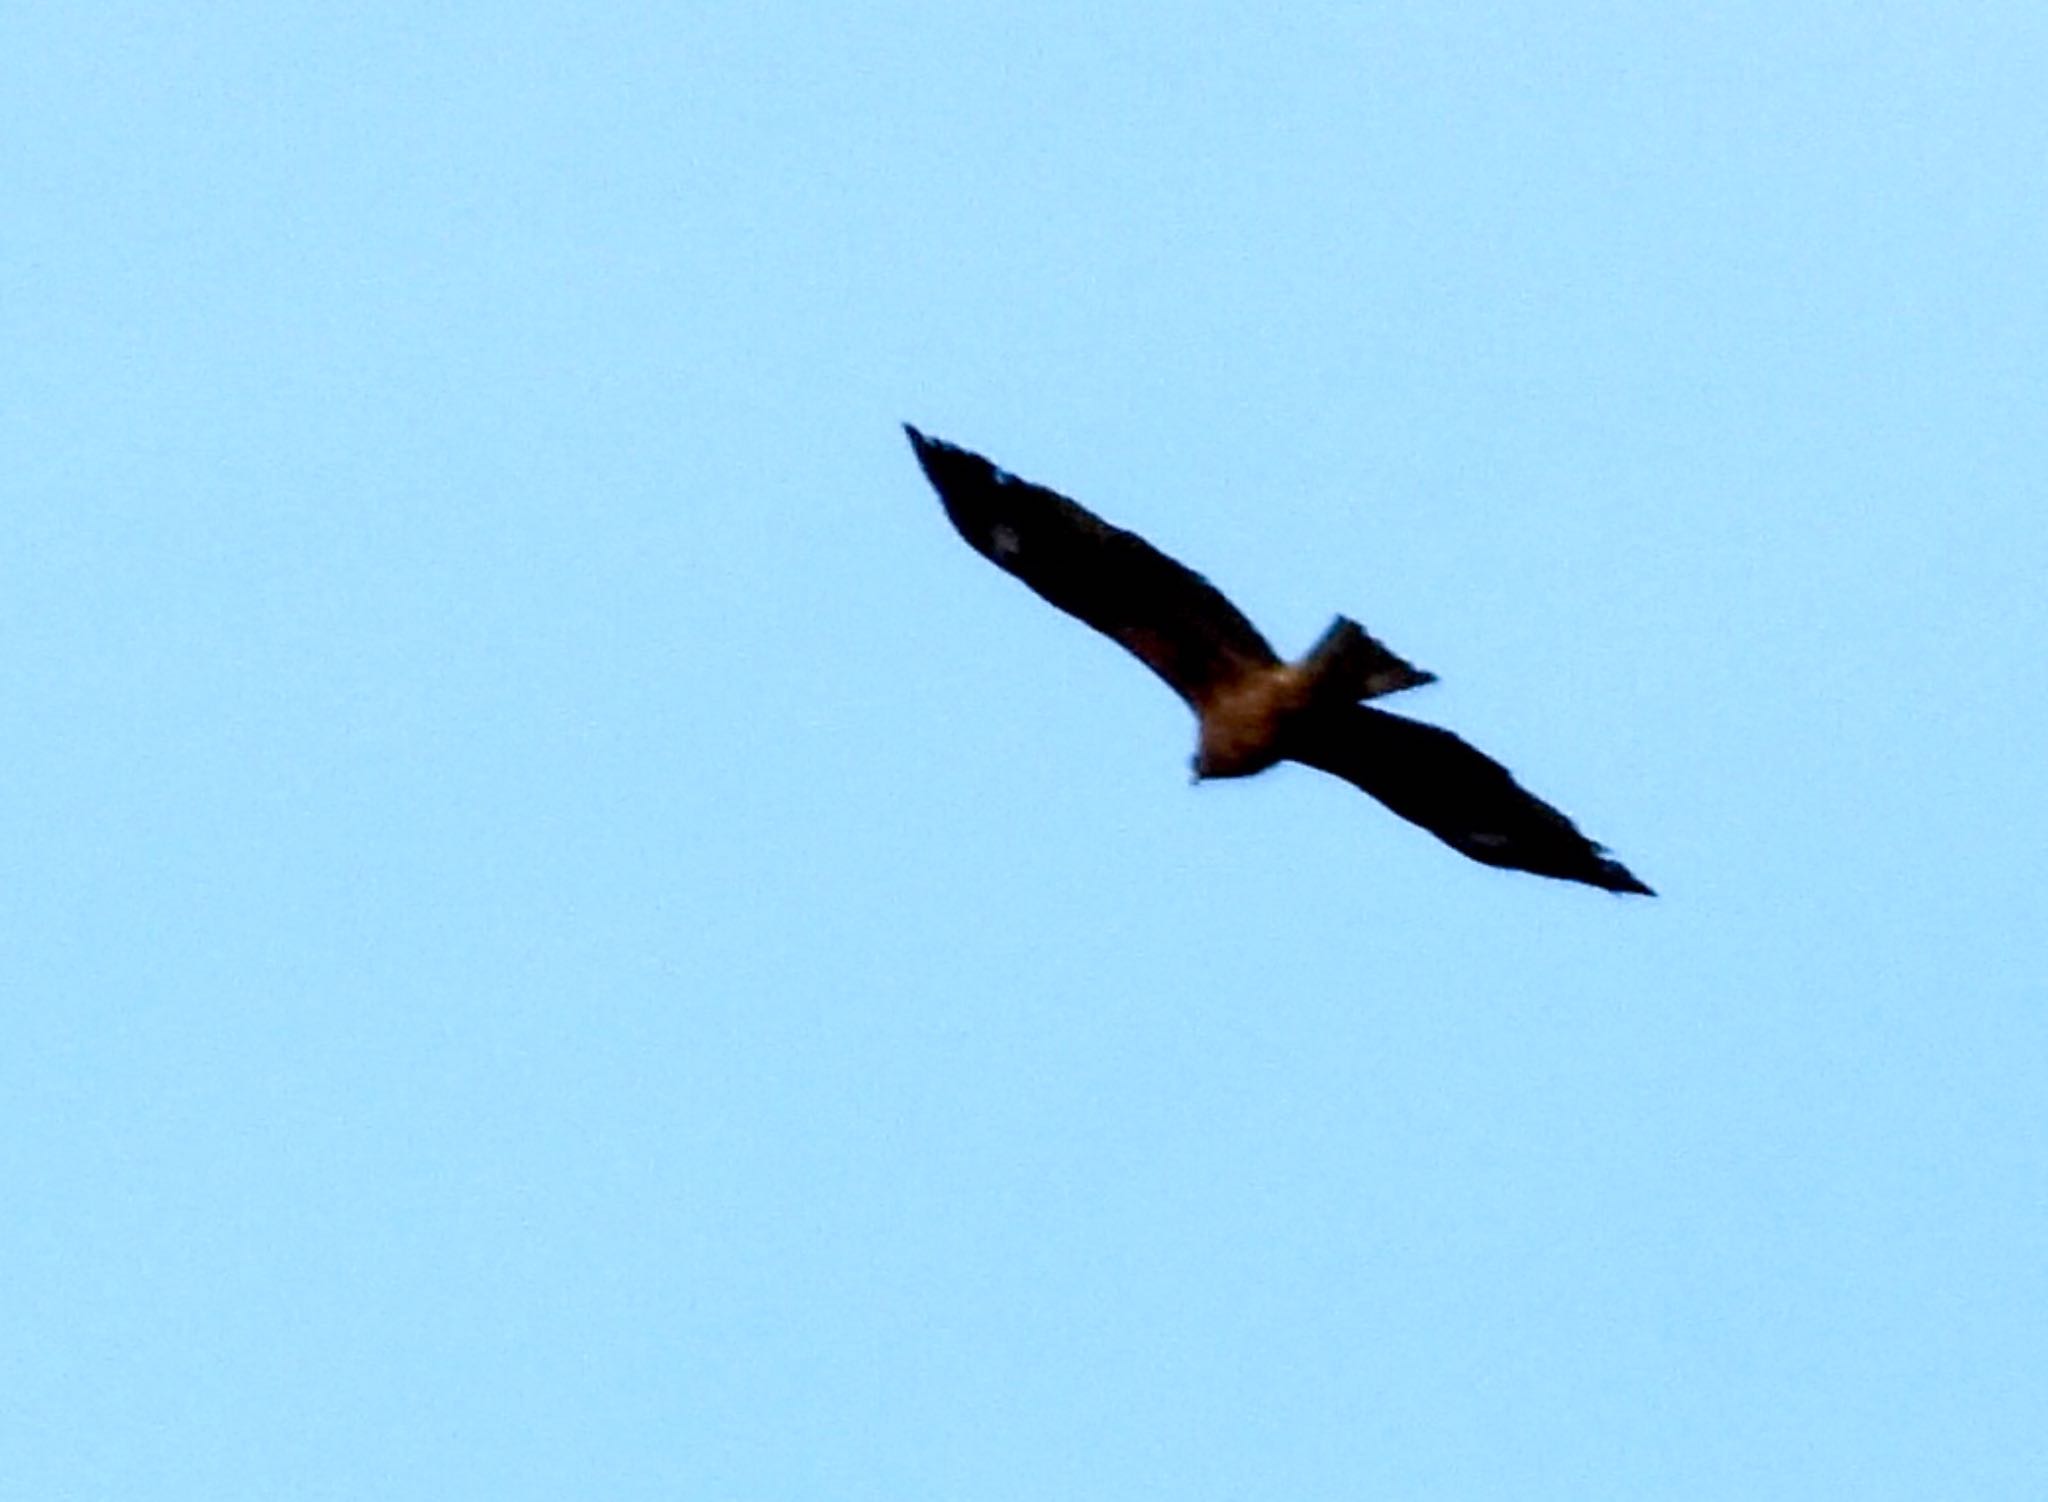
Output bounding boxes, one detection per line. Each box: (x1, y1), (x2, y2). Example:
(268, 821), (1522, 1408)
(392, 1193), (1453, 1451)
(906, 425), (1652, 895)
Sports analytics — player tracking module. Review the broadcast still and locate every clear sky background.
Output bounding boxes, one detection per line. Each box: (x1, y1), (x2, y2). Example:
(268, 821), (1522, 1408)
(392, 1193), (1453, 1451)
(5, 3), (2045, 1498)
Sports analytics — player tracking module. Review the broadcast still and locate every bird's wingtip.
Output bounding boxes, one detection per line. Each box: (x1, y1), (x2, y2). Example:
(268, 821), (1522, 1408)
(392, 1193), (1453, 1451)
(1604, 863), (1656, 897)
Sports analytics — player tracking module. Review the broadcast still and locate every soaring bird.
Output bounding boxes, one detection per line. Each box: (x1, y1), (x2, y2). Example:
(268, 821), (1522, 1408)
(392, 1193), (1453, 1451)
(905, 425), (1653, 895)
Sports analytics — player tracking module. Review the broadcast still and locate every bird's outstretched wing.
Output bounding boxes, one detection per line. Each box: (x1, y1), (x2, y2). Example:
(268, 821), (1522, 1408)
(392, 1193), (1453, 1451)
(905, 425), (1278, 709)
(1287, 704), (1654, 894)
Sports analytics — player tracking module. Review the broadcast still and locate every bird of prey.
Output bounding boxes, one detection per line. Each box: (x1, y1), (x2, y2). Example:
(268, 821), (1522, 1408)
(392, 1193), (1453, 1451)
(905, 425), (1653, 895)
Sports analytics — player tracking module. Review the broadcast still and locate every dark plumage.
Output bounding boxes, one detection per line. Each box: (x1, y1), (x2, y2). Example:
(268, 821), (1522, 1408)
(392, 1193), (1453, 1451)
(906, 424), (1652, 895)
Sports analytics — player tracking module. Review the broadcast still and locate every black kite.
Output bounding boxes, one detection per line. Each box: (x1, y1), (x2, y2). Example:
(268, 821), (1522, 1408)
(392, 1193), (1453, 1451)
(906, 425), (1652, 895)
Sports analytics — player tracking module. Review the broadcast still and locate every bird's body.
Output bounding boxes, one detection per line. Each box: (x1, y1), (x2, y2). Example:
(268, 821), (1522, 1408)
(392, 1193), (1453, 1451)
(905, 424), (1653, 895)
(1192, 661), (1313, 780)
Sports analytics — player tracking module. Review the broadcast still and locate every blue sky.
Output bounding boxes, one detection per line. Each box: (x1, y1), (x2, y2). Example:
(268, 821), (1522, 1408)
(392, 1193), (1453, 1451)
(5, 3), (2045, 1497)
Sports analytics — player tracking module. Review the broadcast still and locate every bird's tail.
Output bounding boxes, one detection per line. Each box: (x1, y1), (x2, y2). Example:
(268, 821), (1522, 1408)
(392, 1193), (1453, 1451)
(1297, 616), (1436, 703)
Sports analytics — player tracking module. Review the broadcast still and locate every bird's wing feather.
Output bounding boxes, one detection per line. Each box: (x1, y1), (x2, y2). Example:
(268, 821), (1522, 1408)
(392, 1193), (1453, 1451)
(906, 426), (1276, 708)
(1287, 703), (1654, 894)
